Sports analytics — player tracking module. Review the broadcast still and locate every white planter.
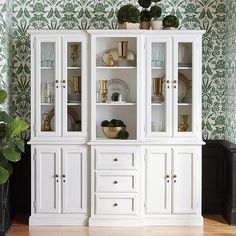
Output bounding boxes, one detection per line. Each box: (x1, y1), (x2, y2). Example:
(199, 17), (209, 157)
(163, 27), (178, 30)
(151, 20), (162, 30)
(118, 22), (140, 29)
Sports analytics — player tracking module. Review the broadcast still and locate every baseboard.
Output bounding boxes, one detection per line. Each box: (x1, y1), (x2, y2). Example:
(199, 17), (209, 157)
(144, 216), (204, 226)
(89, 217), (144, 226)
(29, 215), (88, 226)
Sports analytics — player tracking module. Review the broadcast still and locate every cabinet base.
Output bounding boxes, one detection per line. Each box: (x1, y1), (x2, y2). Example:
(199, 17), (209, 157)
(144, 216), (204, 226)
(29, 215), (88, 226)
(89, 217), (143, 227)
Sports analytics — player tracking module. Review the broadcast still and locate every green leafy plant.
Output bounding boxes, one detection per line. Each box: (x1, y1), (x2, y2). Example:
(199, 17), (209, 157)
(0, 89), (29, 184)
(150, 5), (162, 20)
(163, 15), (180, 28)
(140, 10), (151, 22)
(101, 119), (126, 128)
(151, 0), (161, 3)
(117, 4), (140, 24)
(138, 0), (151, 9)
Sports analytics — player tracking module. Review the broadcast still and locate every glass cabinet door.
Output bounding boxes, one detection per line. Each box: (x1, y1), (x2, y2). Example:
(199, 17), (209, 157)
(62, 37), (86, 137)
(146, 38), (171, 137)
(173, 39), (197, 136)
(36, 37), (60, 137)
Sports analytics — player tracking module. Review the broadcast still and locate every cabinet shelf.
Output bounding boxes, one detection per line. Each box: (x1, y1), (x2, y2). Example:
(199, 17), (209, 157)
(96, 66), (136, 70)
(67, 103), (81, 106)
(67, 67), (81, 70)
(178, 67), (192, 70)
(96, 102), (136, 106)
(41, 103), (54, 106)
(152, 67), (165, 70)
(41, 67), (54, 70)
(178, 103), (192, 106)
(152, 102), (165, 106)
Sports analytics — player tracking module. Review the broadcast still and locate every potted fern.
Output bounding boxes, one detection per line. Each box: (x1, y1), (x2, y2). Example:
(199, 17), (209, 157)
(117, 4), (140, 29)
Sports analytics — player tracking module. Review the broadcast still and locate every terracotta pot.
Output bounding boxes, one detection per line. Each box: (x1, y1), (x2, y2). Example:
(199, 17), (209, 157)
(151, 20), (162, 30)
(140, 21), (151, 30)
(118, 22), (140, 29)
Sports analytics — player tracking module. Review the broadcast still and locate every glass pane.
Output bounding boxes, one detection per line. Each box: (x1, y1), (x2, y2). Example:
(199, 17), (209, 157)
(40, 42), (56, 132)
(67, 42), (82, 132)
(178, 42), (192, 132)
(151, 42), (166, 133)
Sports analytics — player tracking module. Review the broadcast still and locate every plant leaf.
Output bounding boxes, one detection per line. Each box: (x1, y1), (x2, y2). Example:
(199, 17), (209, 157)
(0, 111), (14, 124)
(0, 90), (7, 104)
(9, 117), (29, 138)
(2, 149), (21, 162)
(0, 167), (9, 184)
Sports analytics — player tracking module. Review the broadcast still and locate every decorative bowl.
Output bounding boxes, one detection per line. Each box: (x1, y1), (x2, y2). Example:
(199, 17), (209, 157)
(102, 127), (124, 139)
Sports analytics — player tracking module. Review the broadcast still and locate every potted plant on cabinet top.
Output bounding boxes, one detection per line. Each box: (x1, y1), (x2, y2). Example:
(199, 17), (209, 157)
(138, 0), (152, 30)
(163, 15), (180, 30)
(150, 0), (162, 30)
(117, 4), (140, 29)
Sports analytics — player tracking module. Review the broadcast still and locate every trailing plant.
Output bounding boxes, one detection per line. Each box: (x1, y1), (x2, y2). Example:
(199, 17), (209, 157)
(0, 89), (29, 184)
(140, 10), (151, 22)
(117, 4), (140, 24)
(150, 5), (162, 20)
(138, 0), (151, 9)
(163, 15), (180, 28)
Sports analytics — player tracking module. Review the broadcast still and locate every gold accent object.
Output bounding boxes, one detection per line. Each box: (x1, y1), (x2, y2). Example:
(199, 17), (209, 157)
(99, 80), (108, 103)
(102, 127), (124, 139)
(70, 44), (79, 67)
(104, 53), (115, 67)
(153, 77), (164, 96)
(178, 115), (190, 132)
(117, 41), (128, 59)
(71, 76), (81, 94)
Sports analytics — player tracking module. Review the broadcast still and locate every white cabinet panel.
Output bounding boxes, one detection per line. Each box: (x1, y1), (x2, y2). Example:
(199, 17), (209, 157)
(172, 147), (197, 214)
(146, 148), (171, 214)
(62, 148), (87, 213)
(35, 147), (60, 213)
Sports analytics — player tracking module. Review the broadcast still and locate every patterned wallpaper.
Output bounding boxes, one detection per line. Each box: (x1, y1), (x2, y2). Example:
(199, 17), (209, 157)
(225, 0), (236, 143)
(0, 0), (227, 140)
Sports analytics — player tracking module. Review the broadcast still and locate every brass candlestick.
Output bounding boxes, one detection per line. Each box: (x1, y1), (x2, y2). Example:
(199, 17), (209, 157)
(117, 41), (128, 59)
(99, 80), (108, 103)
(152, 77), (164, 103)
(70, 44), (79, 67)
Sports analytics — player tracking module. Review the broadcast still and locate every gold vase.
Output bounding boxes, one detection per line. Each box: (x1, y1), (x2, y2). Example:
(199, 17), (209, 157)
(99, 80), (108, 103)
(70, 44), (79, 67)
(178, 115), (190, 132)
(72, 76), (81, 94)
(117, 41), (128, 59)
(153, 77), (163, 96)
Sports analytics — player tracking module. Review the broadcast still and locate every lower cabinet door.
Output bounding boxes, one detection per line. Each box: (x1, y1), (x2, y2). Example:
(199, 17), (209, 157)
(146, 148), (171, 214)
(35, 147), (61, 213)
(172, 147), (197, 214)
(62, 147), (87, 213)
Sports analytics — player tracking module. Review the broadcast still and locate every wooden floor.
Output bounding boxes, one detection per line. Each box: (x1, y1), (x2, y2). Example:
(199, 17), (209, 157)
(6, 215), (236, 236)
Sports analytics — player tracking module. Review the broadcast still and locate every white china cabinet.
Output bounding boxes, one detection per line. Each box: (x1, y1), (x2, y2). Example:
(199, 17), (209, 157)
(29, 30), (204, 227)
(29, 31), (88, 225)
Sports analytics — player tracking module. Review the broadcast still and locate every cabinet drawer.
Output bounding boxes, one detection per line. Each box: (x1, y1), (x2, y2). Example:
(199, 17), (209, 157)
(95, 194), (136, 215)
(96, 172), (137, 192)
(95, 149), (137, 170)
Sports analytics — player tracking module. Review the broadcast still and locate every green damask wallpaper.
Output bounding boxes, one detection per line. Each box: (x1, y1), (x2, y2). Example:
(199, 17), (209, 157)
(0, 0), (227, 140)
(225, 0), (236, 143)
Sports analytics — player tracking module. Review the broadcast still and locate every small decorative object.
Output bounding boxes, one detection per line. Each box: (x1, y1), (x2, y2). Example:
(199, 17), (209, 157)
(98, 80), (108, 103)
(163, 15), (179, 30)
(178, 115), (190, 132)
(68, 76), (81, 102)
(104, 53), (115, 67)
(117, 129), (129, 139)
(140, 10), (151, 30)
(70, 44), (79, 67)
(117, 41), (128, 59)
(152, 121), (163, 132)
(41, 82), (54, 103)
(152, 77), (164, 103)
(178, 73), (189, 102)
(111, 92), (120, 101)
(117, 4), (140, 29)
(178, 43), (192, 66)
(101, 119), (128, 139)
(150, 0), (162, 30)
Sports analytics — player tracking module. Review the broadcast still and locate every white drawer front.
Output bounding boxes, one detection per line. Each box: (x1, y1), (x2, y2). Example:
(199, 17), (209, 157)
(95, 150), (137, 170)
(95, 194), (136, 215)
(96, 172), (137, 192)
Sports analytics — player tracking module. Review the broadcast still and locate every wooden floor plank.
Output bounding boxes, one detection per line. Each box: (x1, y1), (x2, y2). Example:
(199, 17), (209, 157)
(6, 215), (236, 236)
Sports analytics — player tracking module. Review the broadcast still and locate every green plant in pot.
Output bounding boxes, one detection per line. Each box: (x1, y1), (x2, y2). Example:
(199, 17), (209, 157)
(117, 4), (140, 29)
(150, 0), (162, 30)
(163, 15), (179, 30)
(138, 0), (152, 30)
(0, 89), (29, 184)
